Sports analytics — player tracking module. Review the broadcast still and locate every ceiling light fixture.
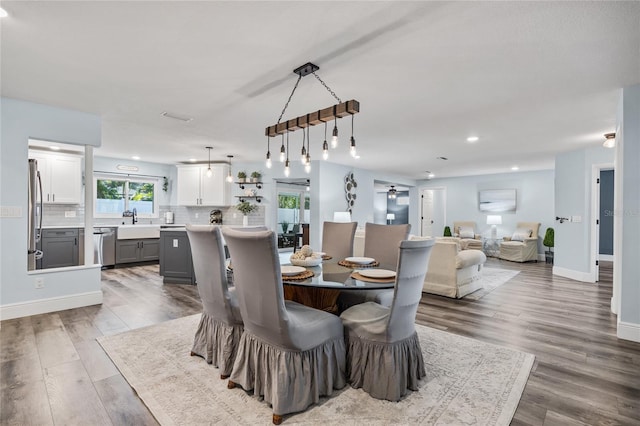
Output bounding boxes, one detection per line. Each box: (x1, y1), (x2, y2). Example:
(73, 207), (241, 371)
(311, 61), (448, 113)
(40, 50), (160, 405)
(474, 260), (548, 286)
(226, 155), (234, 182)
(305, 126), (311, 174)
(264, 62), (360, 174)
(50, 146), (61, 151)
(300, 129), (307, 165)
(322, 121), (329, 160)
(132, 155), (140, 160)
(189, 158), (197, 162)
(349, 114), (357, 158)
(205, 146), (213, 178)
(467, 136), (479, 143)
(603, 132), (616, 149)
(284, 133), (291, 177)
(265, 135), (272, 169)
(388, 185), (397, 200)
(279, 134), (286, 162)
(511, 165), (519, 171)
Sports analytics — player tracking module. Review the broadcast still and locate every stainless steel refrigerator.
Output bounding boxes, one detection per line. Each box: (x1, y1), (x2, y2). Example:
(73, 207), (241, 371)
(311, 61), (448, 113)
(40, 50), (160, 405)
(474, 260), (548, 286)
(28, 159), (43, 270)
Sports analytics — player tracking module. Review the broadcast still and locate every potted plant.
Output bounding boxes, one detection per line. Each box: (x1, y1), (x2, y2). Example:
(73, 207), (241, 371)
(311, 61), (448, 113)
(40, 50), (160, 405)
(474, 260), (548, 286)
(543, 227), (554, 264)
(443, 226), (452, 237)
(237, 171), (247, 183)
(236, 201), (258, 226)
(280, 220), (290, 234)
(250, 171), (261, 183)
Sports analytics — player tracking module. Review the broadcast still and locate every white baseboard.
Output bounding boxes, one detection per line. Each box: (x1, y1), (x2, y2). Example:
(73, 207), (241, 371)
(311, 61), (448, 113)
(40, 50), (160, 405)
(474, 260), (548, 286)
(0, 291), (103, 321)
(599, 254), (614, 262)
(552, 266), (595, 283)
(618, 321), (640, 343)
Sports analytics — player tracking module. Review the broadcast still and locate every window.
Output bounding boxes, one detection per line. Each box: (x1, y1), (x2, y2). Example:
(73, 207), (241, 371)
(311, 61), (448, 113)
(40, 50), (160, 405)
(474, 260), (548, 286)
(95, 174), (158, 218)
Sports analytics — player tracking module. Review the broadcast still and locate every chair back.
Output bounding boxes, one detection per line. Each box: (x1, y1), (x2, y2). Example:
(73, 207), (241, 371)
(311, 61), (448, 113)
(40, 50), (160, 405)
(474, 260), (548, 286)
(387, 239), (435, 340)
(516, 222), (540, 239)
(363, 222), (411, 267)
(222, 228), (293, 346)
(186, 225), (237, 323)
(322, 221), (357, 260)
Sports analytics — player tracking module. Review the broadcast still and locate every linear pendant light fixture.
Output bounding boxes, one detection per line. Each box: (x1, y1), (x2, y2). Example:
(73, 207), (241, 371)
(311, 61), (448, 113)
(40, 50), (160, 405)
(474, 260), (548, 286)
(205, 146), (213, 177)
(226, 155), (234, 182)
(265, 62), (360, 173)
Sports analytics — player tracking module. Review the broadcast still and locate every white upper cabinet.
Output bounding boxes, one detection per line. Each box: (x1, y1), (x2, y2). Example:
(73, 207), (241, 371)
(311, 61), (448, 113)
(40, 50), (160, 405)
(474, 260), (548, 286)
(29, 151), (82, 204)
(176, 165), (230, 206)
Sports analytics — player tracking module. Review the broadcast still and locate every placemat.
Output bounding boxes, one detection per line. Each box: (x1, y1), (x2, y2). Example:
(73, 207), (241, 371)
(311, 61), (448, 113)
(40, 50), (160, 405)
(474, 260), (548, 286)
(282, 269), (314, 281)
(338, 259), (379, 269)
(350, 271), (395, 283)
(322, 255), (333, 260)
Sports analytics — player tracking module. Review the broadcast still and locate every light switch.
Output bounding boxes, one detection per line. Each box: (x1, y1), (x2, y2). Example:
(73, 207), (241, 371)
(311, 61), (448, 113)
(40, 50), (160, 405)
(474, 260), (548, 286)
(173, 239), (179, 248)
(571, 215), (582, 223)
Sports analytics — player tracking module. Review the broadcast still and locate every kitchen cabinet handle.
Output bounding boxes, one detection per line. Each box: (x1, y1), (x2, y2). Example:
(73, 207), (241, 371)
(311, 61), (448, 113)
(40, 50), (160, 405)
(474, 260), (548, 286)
(74, 238), (77, 246)
(52, 194), (55, 202)
(47, 194), (50, 202)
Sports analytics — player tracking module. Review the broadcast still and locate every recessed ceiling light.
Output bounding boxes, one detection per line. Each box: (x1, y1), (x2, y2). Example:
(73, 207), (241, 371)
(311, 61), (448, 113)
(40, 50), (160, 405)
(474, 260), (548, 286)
(511, 166), (519, 171)
(428, 173), (435, 179)
(132, 155), (141, 160)
(466, 136), (479, 143)
(0, 8), (8, 18)
(354, 155), (361, 159)
(189, 158), (197, 162)
(50, 146), (60, 151)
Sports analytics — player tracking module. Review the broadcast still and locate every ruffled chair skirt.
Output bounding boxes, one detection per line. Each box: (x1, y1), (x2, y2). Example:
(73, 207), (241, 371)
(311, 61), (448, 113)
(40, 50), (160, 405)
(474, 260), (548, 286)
(229, 332), (346, 416)
(191, 312), (243, 377)
(346, 331), (425, 401)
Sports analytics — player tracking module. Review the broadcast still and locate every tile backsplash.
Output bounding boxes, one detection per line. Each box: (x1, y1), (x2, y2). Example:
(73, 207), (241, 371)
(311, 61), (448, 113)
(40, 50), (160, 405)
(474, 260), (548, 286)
(42, 204), (265, 227)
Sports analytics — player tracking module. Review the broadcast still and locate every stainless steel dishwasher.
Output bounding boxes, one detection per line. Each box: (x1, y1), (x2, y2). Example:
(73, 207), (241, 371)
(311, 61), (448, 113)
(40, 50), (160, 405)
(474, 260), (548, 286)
(94, 227), (116, 267)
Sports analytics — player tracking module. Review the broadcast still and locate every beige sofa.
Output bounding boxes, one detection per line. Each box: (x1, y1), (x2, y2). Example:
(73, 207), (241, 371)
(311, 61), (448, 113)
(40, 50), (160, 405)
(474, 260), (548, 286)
(499, 222), (541, 262)
(422, 241), (487, 298)
(453, 221), (483, 250)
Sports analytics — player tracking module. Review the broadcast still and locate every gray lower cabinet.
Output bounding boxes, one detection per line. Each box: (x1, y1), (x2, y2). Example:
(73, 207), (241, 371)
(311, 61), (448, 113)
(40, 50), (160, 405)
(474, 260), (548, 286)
(116, 238), (160, 264)
(159, 230), (195, 284)
(38, 228), (79, 269)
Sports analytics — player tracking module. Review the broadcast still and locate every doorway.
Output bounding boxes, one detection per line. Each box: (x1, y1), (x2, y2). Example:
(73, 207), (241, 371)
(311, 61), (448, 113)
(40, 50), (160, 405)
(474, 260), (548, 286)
(421, 187), (446, 237)
(591, 163), (614, 283)
(275, 180), (310, 251)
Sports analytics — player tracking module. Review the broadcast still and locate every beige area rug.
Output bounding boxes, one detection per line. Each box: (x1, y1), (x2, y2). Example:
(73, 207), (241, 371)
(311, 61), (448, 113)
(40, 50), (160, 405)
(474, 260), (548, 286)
(463, 267), (520, 301)
(98, 314), (534, 425)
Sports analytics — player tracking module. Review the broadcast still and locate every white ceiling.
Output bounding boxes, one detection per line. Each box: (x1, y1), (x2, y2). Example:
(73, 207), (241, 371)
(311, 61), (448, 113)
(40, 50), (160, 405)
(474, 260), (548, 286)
(2, 1), (639, 179)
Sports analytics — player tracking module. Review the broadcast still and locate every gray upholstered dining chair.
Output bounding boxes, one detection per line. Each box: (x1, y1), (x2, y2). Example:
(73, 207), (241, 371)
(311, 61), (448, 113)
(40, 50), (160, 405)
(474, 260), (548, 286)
(364, 222), (412, 267)
(222, 228), (346, 425)
(340, 238), (435, 401)
(322, 221), (358, 260)
(186, 225), (243, 379)
(339, 222), (411, 309)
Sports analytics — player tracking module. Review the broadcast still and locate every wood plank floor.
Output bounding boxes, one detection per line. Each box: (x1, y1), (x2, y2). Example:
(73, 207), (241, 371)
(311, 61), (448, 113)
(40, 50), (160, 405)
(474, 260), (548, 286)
(1, 259), (638, 425)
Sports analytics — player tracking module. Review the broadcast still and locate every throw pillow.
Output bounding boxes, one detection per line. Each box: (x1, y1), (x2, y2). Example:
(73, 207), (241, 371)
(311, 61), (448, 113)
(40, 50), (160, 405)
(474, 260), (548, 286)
(511, 228), (532, 242)
(459, 226), (475, 239)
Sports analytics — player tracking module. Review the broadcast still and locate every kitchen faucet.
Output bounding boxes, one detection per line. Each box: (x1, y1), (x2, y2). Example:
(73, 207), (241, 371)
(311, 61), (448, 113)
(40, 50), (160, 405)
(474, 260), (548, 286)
(132, 208), (138, 225)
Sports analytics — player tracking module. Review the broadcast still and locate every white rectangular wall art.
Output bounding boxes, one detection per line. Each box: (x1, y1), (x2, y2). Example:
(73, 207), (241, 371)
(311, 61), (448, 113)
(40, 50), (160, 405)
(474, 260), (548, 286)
(478, 189), (517, 212)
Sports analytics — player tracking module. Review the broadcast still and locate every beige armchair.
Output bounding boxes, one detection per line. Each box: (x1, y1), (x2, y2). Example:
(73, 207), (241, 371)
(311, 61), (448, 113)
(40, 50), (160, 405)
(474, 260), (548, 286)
(423, 241), (486, 298)
(453, 221), (482, 250)
(499, 222), (541, 262)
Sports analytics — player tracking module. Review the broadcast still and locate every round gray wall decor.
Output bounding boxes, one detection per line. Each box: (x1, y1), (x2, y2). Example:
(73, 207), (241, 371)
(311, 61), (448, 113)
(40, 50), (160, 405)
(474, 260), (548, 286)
(344, 172), (357, 213)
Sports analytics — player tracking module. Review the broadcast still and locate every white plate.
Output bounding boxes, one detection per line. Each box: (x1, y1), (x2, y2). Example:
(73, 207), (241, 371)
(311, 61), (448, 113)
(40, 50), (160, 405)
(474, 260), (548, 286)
(281, 265), (306, 276)
(345, 256), (375, 265)
(358, 269), (396, 279)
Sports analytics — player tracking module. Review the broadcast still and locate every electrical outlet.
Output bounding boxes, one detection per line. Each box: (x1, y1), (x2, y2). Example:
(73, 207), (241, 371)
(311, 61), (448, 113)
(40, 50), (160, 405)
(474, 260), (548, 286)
(65, 211), (76, 218)
(173, 239), (179, 248)
(195, 213), (199, 219)
(35, 278), (44, 289)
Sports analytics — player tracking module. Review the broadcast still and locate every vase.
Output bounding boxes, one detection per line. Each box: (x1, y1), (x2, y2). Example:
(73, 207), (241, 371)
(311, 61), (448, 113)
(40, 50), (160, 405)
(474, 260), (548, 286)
(242, 215), (249, 227)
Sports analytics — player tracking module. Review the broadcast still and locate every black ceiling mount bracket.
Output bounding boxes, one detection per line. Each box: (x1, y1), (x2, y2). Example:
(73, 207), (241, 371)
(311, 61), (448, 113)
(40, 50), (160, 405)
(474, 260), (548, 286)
(293, 62), (319, 77)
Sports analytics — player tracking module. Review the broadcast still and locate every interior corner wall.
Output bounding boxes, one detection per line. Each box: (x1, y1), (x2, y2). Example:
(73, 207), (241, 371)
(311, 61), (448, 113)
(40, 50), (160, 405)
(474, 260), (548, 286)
(554, 145), (614, 280)
(617, 84), (640, 340)
(0, 98), (102, 317)
(417, 170), (555, 248)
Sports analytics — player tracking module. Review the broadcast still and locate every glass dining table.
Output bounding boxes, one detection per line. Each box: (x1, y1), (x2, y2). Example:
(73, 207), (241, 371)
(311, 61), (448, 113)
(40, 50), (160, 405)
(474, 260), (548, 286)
(281, 259), (396, 313)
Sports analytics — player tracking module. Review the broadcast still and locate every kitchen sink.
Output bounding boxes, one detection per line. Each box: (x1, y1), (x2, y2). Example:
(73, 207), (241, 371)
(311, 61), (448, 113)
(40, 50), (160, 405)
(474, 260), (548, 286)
(117, 224), (160, 239)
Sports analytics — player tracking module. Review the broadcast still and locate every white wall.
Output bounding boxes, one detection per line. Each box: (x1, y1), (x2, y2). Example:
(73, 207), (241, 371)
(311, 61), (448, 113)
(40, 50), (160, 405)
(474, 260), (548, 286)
(616, 84), (640, 342)
(417, 170), (555, 253)
(0, 98), (102, 319)
(554, 145), (614, 280)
